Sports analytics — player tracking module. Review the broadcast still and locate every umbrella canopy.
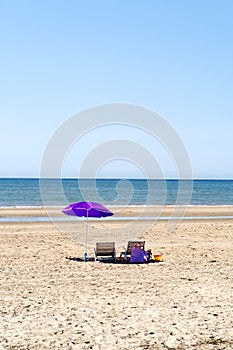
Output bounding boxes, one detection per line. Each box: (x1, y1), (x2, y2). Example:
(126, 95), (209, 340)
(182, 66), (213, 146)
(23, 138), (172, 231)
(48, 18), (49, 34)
(62, 201), (113, 261)
(62, 201), (113, 218)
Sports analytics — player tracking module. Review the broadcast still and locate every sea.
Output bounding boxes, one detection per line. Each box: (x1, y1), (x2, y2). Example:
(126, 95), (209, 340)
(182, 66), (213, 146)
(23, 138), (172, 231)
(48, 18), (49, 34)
(0, 178), (233, 207)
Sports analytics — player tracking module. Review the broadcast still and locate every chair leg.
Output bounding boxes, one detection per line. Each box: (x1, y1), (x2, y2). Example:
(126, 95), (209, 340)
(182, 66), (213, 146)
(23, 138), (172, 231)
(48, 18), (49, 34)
(94, 248), (97, 261)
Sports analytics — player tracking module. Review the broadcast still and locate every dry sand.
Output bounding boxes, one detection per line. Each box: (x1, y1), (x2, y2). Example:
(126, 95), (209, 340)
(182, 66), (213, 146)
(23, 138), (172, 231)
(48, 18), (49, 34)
(0, 206), (232, 350)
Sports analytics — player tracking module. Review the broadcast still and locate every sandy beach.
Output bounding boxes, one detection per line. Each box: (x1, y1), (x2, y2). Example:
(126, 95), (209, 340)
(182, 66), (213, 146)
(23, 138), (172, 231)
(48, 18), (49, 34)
(0, 206), (232, 349)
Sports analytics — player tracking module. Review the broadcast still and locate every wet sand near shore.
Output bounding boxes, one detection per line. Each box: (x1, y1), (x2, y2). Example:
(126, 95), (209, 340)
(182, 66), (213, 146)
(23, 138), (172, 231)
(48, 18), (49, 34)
(1, 205), (233, 218)
(0, 207), (232, 349)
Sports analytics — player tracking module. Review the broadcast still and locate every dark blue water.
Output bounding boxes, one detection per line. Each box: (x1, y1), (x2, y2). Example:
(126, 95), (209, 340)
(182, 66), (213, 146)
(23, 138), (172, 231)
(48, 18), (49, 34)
(0, 178), (233, 206)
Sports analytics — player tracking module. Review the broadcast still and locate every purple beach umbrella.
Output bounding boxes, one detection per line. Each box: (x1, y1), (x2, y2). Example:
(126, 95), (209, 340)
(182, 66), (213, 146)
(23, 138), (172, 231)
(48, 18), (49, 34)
(62, 201), (113, 261)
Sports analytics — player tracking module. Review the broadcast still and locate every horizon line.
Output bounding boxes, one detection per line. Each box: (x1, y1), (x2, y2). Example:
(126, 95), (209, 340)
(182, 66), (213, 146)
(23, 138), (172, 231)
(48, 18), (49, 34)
(0, 177), (233, 181)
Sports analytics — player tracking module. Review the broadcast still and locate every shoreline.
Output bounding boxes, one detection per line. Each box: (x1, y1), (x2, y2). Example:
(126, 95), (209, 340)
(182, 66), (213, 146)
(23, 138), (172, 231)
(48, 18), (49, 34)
(1, 205), (233, 218)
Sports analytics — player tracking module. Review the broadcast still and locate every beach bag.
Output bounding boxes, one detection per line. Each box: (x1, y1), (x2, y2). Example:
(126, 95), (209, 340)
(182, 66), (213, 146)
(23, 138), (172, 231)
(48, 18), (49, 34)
(130, 246), (147, 263)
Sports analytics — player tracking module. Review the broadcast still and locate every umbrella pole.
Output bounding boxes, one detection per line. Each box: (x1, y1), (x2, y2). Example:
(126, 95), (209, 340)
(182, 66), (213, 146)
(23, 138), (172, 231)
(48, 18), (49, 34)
(84, 215), (88, 262)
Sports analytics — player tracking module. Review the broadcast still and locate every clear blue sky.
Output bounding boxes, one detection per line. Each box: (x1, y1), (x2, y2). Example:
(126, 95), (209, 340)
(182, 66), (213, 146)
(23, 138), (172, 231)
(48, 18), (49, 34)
(0, 0), (233, 178)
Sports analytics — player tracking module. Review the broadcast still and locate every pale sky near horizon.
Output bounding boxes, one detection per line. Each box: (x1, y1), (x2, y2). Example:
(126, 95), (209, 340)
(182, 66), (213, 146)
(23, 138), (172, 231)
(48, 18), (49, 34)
(0, 0), (233, 179)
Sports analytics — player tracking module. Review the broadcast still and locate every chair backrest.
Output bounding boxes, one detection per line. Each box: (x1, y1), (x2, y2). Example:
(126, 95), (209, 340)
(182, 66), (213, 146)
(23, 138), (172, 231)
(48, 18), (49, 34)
(96, 242), (115, 256)
(126, 241), (145, 255)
